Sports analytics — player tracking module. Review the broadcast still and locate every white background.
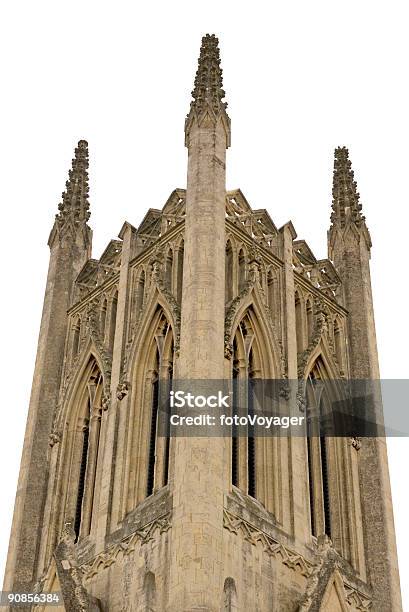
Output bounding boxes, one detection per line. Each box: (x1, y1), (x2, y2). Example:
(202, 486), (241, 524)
(0, 0), (408, 607)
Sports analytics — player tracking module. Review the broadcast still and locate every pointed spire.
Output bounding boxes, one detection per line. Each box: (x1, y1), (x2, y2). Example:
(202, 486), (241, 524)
(185, 34), (231, 146)
(53, 140), (91, 240)
(330, 147), (365, 229)
(190, 34), (227, 115)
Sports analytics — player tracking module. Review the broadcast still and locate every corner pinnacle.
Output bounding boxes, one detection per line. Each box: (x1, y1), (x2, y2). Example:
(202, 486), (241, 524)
(55, 140), (91, 230)
(331, 146), (365, 230)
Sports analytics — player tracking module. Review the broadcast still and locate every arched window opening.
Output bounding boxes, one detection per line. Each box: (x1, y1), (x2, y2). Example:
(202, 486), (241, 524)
(72, 361), (103, 541)
(306, 429), (316, 536)
(147, 348), (160, 497)
(176, 241), (184, 303)
(163, 340), (173, 487)
(306, 358), (332, 539)
(320, 419), (331, 538)
(267, 269), (275, 312)
(223, 577), (238, 612)
(231, 310), (267, 502)
(72, 318), (80, 359)
(306, 299), (314, 345)
(247, 348), (256, 499)
(231, 338), (239, 488)
(108, 290), (118, 349)
(226, 241), (233, 303)
(295, 292), (303, 353)
(144, 312), (174, 499)
(135, 270), (145, 316)
(74, 404), (89, 541)
(122, 310), (175, 516)
(100, 298), (107, 341)
(238, 249), (246, 293)
(165, 249), (173, 291)
(334, 319), (344, 373)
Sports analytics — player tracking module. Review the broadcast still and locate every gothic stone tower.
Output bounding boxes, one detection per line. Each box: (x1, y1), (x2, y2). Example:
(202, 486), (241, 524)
(4, 35), (402, 611)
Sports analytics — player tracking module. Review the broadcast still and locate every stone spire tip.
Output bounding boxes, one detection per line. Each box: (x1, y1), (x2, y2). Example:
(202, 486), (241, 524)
(331, 146), (365, 230)
(190, 33), (227, 115)
(53, 140), (91, 239)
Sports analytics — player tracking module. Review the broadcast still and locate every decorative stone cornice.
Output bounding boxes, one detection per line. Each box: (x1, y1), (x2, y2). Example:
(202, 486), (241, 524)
(223, 509), (314, 578)
(344, 584), (372, 610)
(79, 512), (172, 581)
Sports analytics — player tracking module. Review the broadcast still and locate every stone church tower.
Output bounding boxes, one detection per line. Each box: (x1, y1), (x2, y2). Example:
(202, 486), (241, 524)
(4, 34), (402, 611)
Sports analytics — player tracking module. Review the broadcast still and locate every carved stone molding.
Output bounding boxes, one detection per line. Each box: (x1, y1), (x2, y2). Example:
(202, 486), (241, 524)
(224, 257), (261, 360)
(149, 251), (181, 353)
(349, 437), (362, 451)
(60, 298), (113, 410)
(297, 536), (372, 611)
(48, 429), (62, 447)
(80, 512), (172, 581)
(116, 380), (130, 401)
(344, 584), (372, 610)
(297, 296), (327, 379)
(84, 300), (113, 398)
(223, 509), (314, 578)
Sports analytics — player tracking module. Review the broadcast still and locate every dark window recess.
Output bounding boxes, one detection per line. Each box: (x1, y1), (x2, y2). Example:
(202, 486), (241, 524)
(231, 373), (238, 487)
(307, 434), (316, 536)
(247, 380), (256, 498)
(163, 369), (172, 486)
(74, 424), (89, 540)
(320, 436), (332, 538)
(147, 379), (159, 496)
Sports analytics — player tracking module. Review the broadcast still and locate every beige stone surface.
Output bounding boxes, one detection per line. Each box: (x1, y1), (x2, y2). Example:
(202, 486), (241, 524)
(3, 38), (401, 612)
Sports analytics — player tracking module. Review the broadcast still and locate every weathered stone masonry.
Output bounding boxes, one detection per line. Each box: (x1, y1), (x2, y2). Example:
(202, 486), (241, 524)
(3, 34), (402, 611)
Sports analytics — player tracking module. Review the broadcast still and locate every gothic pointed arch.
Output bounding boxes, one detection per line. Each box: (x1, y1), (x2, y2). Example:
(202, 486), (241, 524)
(295, 289), (304, 353)
(320, 570), (349, 612)
(304, 341), (340, 383)
(229, 294), (283, 515)
(304, 351), (366, 574)
(226, 282), (282, 377)
(118, 300), (175, 516)
(57, 335), (111, 430)
(238, 247), (246, 293)
(123, 286), (179, 384)
(298, 303), (345, 382)
(174, 234), (185, 304)
(164, 245), (174, 291)
(41, 353), (107, 572)
(226, 239), (234, 303)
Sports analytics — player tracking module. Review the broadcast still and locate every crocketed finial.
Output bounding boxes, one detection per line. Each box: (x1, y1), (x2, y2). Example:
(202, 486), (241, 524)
(190, 34), (227, 115)
(185, 35), (231, 147)
(330, 146), (365, 230)
(54, 140), (91, 238)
